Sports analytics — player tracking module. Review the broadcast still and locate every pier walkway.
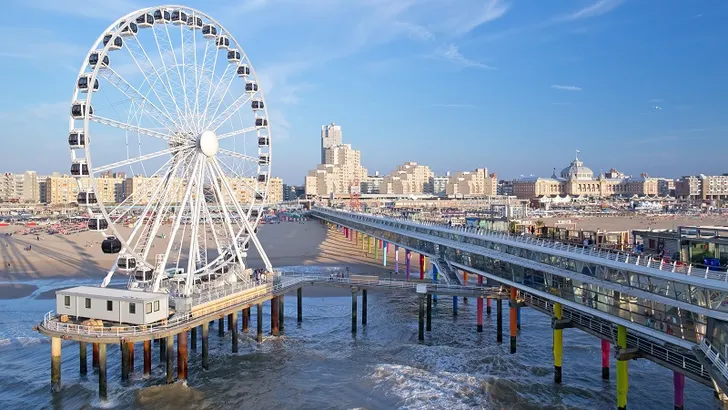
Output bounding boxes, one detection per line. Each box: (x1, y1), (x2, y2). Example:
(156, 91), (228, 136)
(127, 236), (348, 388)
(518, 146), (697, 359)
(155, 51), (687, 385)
(310, 207), (728, 392)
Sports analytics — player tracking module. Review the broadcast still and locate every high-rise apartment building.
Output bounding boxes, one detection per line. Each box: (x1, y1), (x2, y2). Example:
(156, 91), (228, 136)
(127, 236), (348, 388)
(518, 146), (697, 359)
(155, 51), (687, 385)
(321, 122), (342, 164)
(676, 174), (728, 200)
(446, 168), (497, 197)
(0, 171), (40, 203)
(381, 162), (434, 195)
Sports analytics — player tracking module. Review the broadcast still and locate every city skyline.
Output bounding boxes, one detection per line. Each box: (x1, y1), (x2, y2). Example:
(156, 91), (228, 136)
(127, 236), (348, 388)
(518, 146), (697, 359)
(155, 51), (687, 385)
(1, 1), (727, 183)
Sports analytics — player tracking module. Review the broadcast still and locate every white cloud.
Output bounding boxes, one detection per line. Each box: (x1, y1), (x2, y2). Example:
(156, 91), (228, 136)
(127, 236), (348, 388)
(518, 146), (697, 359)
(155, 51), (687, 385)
(432, 44), (495, 69)
(551, 84), (582, 91)
(564, 0), (625, 21)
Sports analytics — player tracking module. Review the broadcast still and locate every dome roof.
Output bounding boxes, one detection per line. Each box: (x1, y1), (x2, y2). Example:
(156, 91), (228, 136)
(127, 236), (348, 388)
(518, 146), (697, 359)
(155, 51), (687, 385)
(560, 159), (593, 180)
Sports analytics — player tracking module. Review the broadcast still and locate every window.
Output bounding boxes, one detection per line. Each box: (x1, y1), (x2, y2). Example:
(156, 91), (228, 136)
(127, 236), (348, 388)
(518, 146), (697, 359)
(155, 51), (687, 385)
(153, 300), (160, 312)
(64, 295), (70, 306)
(129, 303), (136, 314)
(85, 298), (91, 309)
(146, 302), (152, 314)
(107, 300), (113, 311)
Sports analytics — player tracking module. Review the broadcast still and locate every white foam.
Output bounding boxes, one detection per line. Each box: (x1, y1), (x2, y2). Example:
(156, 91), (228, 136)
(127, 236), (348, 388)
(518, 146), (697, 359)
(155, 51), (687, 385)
(370, 363), (492, 410)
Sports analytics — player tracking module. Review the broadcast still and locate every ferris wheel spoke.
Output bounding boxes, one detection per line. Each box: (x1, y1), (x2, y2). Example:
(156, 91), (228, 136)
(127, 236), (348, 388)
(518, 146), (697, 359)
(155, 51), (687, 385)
(162, 19), (194, 131)
(196, 38), (217, 132)
(217, 126), (257, 141)
(123, 33), (187, 132)
(217, 157), (264, 196)
(98, 66), (176, 131)
(108, 154), (177, 223)
(151, 23), (189, 130)
(152, 155), (203, 292)
(205, 162), (246, 277)
(208, 92), (255, 131)
(204, 64), (238, 130)
(178, 22), (194, 133)
(193, 31), (208, 132)
(92, 145), (190, 174)
(217, 148), (258, 164)
(91, 115), (170, 141)
(210, 159), (273, 272)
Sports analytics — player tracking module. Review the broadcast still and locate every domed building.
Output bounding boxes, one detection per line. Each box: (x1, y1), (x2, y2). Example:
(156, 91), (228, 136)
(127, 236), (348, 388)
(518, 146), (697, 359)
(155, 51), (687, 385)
(512, 153), (659, 200)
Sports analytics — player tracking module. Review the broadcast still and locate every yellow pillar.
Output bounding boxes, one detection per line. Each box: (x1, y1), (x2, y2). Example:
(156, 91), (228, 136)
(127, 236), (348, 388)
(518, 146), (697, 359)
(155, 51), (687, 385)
(553, 303), (563, 384)
(617, 325), (628, 410)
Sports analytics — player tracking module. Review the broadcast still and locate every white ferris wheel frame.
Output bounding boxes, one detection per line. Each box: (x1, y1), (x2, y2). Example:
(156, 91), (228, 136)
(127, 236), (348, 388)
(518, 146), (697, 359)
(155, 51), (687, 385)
(68, 5), (274, 295)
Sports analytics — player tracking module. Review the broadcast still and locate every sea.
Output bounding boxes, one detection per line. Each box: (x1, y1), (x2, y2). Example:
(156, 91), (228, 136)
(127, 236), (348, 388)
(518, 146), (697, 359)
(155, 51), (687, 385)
(0, 266), (720, 409)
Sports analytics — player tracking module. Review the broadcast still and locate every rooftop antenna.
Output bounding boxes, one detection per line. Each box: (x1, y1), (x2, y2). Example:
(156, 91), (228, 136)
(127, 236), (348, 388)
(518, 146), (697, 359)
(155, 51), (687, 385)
(575, 149), (580, 160)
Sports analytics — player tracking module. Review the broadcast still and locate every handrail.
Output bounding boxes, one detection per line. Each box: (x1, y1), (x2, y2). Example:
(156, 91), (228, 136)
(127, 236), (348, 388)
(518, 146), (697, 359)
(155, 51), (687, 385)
(700, 338), (728, 381)
(314, 207), (728, 283)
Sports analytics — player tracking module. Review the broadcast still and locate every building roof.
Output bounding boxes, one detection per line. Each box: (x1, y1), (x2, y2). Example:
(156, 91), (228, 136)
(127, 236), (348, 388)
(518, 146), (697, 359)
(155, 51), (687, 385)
(57, 286), (167, 301)
(560, 158), (594, 180)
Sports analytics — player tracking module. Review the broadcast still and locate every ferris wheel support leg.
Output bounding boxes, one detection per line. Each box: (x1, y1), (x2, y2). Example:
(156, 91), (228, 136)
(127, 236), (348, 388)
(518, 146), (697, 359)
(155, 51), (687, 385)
(100, 258), (120, 288)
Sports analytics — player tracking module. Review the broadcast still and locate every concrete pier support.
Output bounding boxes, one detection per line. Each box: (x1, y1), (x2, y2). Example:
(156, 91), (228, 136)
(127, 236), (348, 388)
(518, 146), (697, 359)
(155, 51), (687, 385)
(51, 337), (61, 393)
(351, 288), (358, 333)
(92, 342), (99, 369)
(674, 372), (685, 410)
(202, 322), (210, 370)
(486, 298), (492, 316)
(362, 289), (368, 326)
(419, 254), (425, 280)
(271, 296), (280, 336)
(601, 339), (610, 379)
(177, 331), (188, 382)
(143, 340), (152, 376)
(257, 303), (263, 343)
(218, 317), (225, 337)
(297, 288), (303, 323)
(509, 287), (517, 354)
(121, 342), (130, 382)
(160, 337), (167, 362)
(98, 343), (107, 401)
(453, 296), (458, 315)
(476, 297), (483, 332)
(553, 302), (563, 384)
(382, 241), (387, 266)
(79, 341), (87, 376)
(128, 342), (134, 372)
(418, 295), (425, 341)
(394, 245), (399, 273)
(166, 335), (174, 384)
(279, 295), (285, 331)
(496, 299), (503, 343)
(616, 325), (628, 410)
(243, 307), (250, 332)
(432, 264), (438, 303)
(231, 311), (239, 353)
(405, 250), (411, 280)
(426, 294), (432, 331)
(191, 326), (197, 350)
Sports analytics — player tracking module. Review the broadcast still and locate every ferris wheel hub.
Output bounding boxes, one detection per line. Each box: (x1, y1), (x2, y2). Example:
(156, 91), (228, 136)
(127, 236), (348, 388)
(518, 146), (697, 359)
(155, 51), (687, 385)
(197, 130), (219, 157)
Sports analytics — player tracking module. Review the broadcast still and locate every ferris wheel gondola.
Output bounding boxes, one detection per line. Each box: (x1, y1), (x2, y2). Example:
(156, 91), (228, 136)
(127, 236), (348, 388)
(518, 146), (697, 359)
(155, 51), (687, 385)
(69, 6), (274, 296)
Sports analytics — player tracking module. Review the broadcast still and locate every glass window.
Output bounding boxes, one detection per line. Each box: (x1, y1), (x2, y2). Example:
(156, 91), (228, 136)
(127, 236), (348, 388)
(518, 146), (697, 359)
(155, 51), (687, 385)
(64, 295), (70, 306)
(85, 298), (91, 309)
(129, 303), (136, 314)
(107, 300), (113, 311)
(146, 302), (152, 314)
(154, 300), (160, 312)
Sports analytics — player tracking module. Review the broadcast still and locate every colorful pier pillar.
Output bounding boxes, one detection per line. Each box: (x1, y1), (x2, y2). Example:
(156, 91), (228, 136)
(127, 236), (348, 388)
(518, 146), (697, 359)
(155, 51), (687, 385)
(486, 298), (492, 316)
(405, 250), (411, 280)
(510, 287), (517, 354)
(601, 339), (610, 379)
(177, 331), (188, 382)
(553, 302), (563, 384)
(143, 340), (152, 376)
(394, 245), (399, 273)
(616, 325), (628, 410)
(383, 241), (388, 267)
(50, 337), (61, 393)
(517, 306), (522, 330)
(432, 264), (438, 302)
(476, 297), (484, 333)
(419, 254), (425, 280)
(674, 372), (685, 410)
(453, 296), (458, 315)
(374, 239), (379, 259)
(279, 295), (285, 331)
(271, 296), (280, 336)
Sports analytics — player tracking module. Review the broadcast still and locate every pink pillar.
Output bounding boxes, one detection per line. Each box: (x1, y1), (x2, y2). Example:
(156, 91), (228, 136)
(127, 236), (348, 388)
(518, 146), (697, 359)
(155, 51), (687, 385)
(674, 372), (684, 410)
(476, 297), (483, 332)
(601, 339), (610, 379)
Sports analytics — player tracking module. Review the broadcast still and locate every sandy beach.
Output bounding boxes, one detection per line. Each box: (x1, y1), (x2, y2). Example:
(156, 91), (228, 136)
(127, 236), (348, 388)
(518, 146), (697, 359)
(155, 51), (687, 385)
(0, 220), (425, 299)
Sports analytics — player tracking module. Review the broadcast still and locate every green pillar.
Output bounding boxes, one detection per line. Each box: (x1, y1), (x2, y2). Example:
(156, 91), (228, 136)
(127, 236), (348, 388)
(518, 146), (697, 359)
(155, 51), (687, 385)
(617, 325), (628, 410)
(51, 337), (61, 393)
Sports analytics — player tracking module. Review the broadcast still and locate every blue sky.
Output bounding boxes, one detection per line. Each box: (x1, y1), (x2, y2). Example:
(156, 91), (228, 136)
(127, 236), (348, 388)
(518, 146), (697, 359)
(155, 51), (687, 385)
(1, 0), (727, 184)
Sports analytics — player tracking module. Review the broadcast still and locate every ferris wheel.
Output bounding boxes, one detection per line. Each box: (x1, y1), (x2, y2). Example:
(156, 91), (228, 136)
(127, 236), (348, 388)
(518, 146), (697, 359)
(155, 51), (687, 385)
(68, 6), (273, 296)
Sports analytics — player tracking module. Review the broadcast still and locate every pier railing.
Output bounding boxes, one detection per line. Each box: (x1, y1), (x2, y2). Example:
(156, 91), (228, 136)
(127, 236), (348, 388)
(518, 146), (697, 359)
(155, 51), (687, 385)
(700, 338), (728, 382)
(315, 208), (728, 282)
(40, 277), (310, 338)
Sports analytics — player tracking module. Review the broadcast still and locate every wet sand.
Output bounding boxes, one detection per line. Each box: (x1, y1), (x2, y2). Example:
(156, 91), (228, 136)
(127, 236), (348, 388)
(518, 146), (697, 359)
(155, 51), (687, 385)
(0, 220), (425, 299)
